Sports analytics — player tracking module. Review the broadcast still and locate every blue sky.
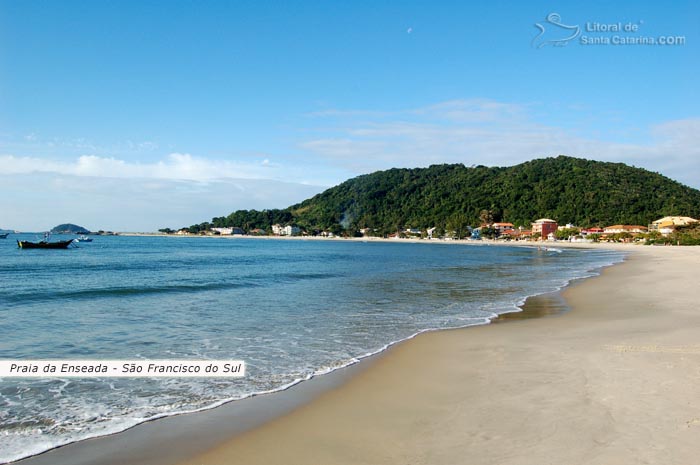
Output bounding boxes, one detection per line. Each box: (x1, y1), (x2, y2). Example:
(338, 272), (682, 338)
(1, 1), (698, 231)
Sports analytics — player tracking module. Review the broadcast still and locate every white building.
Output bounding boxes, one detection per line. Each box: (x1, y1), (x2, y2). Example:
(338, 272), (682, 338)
(211, 227), (233, 235)
(282, 225), (301, 236)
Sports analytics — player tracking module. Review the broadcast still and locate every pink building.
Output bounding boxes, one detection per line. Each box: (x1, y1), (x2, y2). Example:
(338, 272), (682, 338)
(531, 218), (558, 239)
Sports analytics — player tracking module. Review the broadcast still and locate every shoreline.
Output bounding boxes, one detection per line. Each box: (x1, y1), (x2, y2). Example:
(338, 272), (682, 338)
(116, 231), (654, 257)
(12, 246), (624, 465)
(119, 230), (641, 248)
(11, 293), (576, 465)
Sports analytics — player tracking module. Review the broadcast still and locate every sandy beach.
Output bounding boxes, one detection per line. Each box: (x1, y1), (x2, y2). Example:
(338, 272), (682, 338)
(168, 245), (700, 465)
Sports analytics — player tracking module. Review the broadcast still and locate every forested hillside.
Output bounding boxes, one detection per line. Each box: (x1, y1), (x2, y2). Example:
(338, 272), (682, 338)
(183, 156), (700, 235)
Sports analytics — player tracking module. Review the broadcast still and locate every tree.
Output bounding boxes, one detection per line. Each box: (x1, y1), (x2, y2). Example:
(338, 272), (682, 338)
(612, 232), (633, 242)
(447, 213), (468, 239)
(479, 209), (494, 227)
(481, 227), (497, 239)
(555, 228), (580, 240)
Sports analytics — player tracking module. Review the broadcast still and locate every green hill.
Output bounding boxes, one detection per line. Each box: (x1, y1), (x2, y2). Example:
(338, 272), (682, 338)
(51, 223), (91, 234)
(186, 156), (700, 234)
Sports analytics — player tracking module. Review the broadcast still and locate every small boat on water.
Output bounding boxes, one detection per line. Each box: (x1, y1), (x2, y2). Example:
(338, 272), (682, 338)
(17, 233), (75, 249)
(0, 233), (9, 239)
(18, 239), (75, 249)
(76, 235), (93, 242)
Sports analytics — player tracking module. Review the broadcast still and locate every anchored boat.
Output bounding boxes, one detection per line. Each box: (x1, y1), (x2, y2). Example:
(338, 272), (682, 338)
(17, 233), (75, 249)
(17, 239), (74, 249)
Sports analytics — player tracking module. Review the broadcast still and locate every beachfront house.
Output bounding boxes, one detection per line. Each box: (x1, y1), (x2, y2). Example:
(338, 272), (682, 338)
(492, 222), (514, 236)
(271, 224), (300, 236)
(581, 227), (604, 236)
(603, 225), (648, 235)
(282, 225), (301, 236)
(499, 228), (529, 240)
(211, 227), (232, 235)
(648, 216), (698, 236)
(210, 227), (245, 235)
(531, 218), (558, 240)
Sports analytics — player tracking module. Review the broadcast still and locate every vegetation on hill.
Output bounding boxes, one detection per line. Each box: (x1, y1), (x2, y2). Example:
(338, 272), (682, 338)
(51, 223), (90, 234)
(182, 156), (700, 235)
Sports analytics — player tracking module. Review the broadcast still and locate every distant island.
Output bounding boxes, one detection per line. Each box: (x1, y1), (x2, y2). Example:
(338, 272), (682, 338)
(170, 156), (700, 244)
(51, 223), (91, 234)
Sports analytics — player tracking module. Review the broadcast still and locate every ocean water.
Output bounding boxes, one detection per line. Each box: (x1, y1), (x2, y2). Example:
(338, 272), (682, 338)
(0, 235), (623, 462)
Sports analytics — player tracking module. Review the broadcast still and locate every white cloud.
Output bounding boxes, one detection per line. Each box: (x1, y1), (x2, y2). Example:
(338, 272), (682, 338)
(0, 152), (306, 182)
(0, 173), (325, 232)
(300, 100), (700, 188)
(410, 99), (527, 123)
(0, 150), (339, 231)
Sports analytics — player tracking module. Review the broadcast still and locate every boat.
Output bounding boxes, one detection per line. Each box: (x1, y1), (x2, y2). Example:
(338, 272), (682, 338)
(0, 233), (8, 239)
(18, 239), (75, 249)
(76, 235), (93, 242)
(17, 233), (75, 249)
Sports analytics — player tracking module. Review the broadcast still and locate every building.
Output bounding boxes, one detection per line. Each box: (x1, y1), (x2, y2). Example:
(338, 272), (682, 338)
(603, 225), (648, 234)
(272, 224), (301, 236)
(211, 227), (245, 235)
(531, 218), (558, 239)
(581, 227), (604, 236)
(282, 225), (301, 236)
(211, 227), (233, 235)
(500, 228), (531, 240)
(649, 216), (698, 235)
(492, 222), (514, 235)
